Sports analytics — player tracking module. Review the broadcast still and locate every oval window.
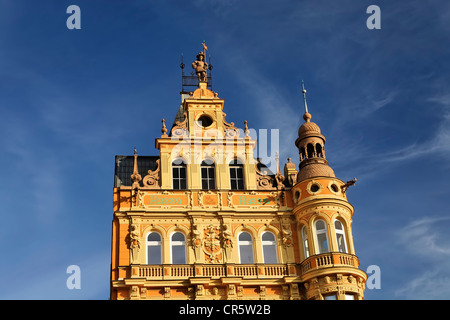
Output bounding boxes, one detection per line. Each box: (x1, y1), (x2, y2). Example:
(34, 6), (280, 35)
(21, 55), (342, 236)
(197, 115), (213, 127)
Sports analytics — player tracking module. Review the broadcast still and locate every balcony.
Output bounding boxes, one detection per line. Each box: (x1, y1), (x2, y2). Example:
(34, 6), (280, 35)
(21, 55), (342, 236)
(131, 263), (291, 280)
(300, 252), (360, 274)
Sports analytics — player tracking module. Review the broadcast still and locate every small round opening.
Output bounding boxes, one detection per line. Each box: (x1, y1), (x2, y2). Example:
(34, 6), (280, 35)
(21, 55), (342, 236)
(294, 191), (300, 203)
(330, 184), (339, 192)
(197, 115), (213, 127)
(310, 184), (320, 193)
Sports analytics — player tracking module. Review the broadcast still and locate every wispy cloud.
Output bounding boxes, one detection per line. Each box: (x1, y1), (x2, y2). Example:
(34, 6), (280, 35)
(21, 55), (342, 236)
(394, 216), (450, 299)
(221, 54), (300, 171)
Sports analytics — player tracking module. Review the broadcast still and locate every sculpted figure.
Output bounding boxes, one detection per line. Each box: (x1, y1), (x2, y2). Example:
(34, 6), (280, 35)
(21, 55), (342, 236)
(192, 52), (208, 82)
(129, 224), (140, 264)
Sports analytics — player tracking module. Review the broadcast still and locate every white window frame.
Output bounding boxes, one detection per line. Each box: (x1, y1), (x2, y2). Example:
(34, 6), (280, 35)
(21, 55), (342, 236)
(146, 232), (162, 265)
(314, 219), (330, 254)
(301, 226), (310, 259)
(261, 231), (278, 264)
(170, 232), (186, 264)
(334, 219), (348, 253)
(237, 231), (254, 264)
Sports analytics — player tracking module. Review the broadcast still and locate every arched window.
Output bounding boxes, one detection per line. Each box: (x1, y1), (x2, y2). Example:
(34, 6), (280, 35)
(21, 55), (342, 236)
(238, 232), (254, 264)
(301, 226), (310, 259)
(171, 232), (186, 264)
(229, 159), (244, 190)
(172, 159), (186, 190)
(307, 143), (315, 158)
(316, 143), (323, 157)
(201, 159), (216, 190)
(261, 232), (278, 263)
(315, 220), (330, 254)
(300, 147), (306, 161)
(334, 220), (348, 253)
(147, 232), (162, 264)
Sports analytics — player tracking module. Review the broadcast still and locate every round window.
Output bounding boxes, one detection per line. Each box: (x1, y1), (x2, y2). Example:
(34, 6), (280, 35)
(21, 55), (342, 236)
(310, 184), (320, 193)
(294, 190), (300, 203)
(330, 184), (339, 192)
(197, 115), (213, 128)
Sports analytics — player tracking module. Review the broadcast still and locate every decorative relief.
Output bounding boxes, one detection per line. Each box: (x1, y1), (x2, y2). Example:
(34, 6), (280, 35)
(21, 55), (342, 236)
(171, 111), (189, 138)
(127, 223), (140, 264)
(222, 112), (240, 139)
(191, 223), (202, 261)
(255, 160), (276, 190)
(202, 224), (222, 263)
(142, 159), (161, 189)
(221, 224), (233, 262)
(130, 286), (139, 299)
(281, 223), (293, 247)
(226, 192), (234, 208)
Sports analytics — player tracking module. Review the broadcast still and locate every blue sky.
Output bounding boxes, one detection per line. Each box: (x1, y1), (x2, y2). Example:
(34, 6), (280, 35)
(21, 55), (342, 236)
(0, 0), (449, 300)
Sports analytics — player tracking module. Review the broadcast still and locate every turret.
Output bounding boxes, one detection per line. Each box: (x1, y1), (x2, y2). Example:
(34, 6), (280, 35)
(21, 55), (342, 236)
(291, 83), (367, 300)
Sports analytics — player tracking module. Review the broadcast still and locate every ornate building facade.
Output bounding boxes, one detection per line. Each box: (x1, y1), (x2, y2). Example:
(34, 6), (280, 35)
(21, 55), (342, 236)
(110, 49), (367, 300)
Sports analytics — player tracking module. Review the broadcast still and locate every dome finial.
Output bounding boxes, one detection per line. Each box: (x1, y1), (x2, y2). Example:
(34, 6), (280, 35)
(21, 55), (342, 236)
(301, 80), (311, 122)
(301, 80), (309, 114)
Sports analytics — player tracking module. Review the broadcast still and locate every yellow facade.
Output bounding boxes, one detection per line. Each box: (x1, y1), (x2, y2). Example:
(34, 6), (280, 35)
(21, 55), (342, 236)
(110, 60), (367, 300)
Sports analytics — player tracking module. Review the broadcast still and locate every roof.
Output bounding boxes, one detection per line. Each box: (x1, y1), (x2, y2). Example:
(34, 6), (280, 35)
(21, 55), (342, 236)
(114, 155), (160, 187)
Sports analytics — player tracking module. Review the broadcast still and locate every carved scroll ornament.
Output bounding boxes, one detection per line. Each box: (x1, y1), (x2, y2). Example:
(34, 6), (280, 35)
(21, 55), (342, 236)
(142, 159), (161, 189)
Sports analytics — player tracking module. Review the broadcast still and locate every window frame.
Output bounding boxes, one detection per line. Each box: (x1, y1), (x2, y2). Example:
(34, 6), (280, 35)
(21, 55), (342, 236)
(334, 219), (348, 253)
(146, 231), (162, 265)
(301, 226), (310, 259)
(170, 231), (186, 264)
(237, 231), (254, 264)
(229, 159), (245, 190)
(201, 159), (216, 190)
(172, 159), (187, 190)
(314, 219), (330, 254)
(261, 231), (278, 264)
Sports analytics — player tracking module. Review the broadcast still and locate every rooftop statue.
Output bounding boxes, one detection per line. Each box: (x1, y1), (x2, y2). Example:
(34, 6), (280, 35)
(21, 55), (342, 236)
(192, 51), (208, 83)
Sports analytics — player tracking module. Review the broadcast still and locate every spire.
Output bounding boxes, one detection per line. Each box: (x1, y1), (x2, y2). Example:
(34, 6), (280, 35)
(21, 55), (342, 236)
(301, 80), (309, 115)
(295, 84), (335, 182)
(130, 148), (141, 190)
(275, 152), (285, 190)
(161, 118), (168, 137)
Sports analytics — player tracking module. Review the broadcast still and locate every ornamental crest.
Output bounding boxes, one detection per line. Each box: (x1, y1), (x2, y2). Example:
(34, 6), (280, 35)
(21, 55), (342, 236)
(202, 225), (222, 263)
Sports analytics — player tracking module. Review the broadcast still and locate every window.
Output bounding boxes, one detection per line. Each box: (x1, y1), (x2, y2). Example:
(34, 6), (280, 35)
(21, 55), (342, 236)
(147, 232), (162, 264)
(229, 159), (244, 190)
(334, 220), (348, 253)
(196, 114), (213, 128)
(201, 159), (216, 190)
(324, 294), (337, 300)
(345, 294), (355, 300)
(172, 159), (186, 190)
(301, 226), (310, 259)
(315, 220), (330, 254)
(307, 143), (315, 158)
(238, 232), (254, 264)
(261, 232), (278, 263)
(316, 143), (323, 157)
(171, 232), (186, 264)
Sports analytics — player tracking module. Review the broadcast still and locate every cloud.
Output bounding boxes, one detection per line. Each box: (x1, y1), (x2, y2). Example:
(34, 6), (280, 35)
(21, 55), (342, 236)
(221, 54), (300, 171)
(398, 216), (450, 257)
(394, 216), (450, 299)
(394, 269), (450, 300)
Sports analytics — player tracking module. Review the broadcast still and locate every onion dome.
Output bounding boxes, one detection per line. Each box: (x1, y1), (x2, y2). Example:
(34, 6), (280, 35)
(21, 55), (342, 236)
(295, 83), (335, 183)
(297, 112), (321, 136)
